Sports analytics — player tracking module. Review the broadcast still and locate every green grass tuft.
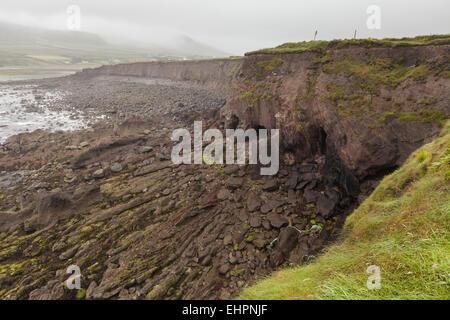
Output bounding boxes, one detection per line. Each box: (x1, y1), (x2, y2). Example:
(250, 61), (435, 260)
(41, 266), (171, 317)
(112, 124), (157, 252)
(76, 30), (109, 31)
(76, 288), (86, 300)
(248, 35), (450, 55)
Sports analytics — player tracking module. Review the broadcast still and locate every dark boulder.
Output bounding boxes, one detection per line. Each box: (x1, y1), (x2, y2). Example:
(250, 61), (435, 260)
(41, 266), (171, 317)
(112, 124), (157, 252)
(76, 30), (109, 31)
(266, 212), (288, 228)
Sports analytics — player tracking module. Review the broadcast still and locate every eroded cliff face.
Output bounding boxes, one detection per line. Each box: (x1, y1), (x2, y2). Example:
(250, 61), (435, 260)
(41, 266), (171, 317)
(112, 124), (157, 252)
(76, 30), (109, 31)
(223, 44), (449, 194)
(0, 43), (448, 301)
(80, 58), (244, 90)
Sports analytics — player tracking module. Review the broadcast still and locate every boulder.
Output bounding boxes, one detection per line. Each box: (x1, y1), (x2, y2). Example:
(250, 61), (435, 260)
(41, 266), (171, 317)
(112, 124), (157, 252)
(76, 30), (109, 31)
(317, 195), (338, 218)
(304, 189), (320, 203)
(249, 215), (262, 228)
(246, 191), (262, 212)
(277, 227), (299, 255)
(93, 169), (105, 178)
(266, 213), (288, 228)
(224, 165), (239, 175)
(110, 163), (123, 173)
(217, 188), (231, 200)
(226, 177), (243, 189)
(262, 179), (278, 191)
(284, 174), (298, 190)
(218, 264), (230, 275)
(261, 199), (283, 214)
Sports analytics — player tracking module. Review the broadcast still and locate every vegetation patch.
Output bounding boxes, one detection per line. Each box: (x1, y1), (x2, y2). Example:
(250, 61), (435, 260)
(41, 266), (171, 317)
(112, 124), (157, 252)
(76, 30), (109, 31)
(319, 54), (448, 125)
(326, 83), (371, 118)
(248, 35), (450, 55)
(256, 58), (284, 73)
(76, 288), (86, 300)
(228, 63), (241, 79)
(322, 55), (430, 94)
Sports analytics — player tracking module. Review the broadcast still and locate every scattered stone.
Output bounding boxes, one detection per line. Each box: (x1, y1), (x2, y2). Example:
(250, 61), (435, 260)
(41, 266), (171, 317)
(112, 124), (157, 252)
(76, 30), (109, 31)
(287, 189), (297, 204)
(139, 146), (153, 154)
(233, 191), (243, 202)
(299, 164), (317, 173)
(237, 209), (248, 222)
(218, 264), (230, 275)
(226, 177), (243, 189)
(317, 195), (338, 218)
(93, 169), (105, 178)
(249, 215), (262, 228)
(246, 191), (262, 212)
(296, 180), (309, 190)
(260, 200), (283, 214)
(51, 241), (66, 253)
(263, 179), (278, 191)
(58, 246), (78, 260)
(223, 234), (233, 246)
(267, 213), (288, 228)
(155, 152), (169, 161)
(253, 239), (266, 249)
(30, 182), (50, 191)
(86, 281), (98, 300)
(224, 165), (239, 175)
(217, 188), (231, 200)
(110, 163), (123, 173)
(277, 227), (299, 255)
(285, 174), (298, 190)
(283, 153), (295, 166)
(304, 189), (320, 203)
(262, 220), (272, 230)
(299, 172), (315, 182)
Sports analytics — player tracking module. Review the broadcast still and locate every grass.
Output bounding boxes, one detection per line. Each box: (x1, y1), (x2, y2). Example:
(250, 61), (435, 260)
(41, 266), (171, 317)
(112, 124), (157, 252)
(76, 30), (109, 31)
(239, 121), (450, 300)
(0, 44), (161, 70)
(76, 288), (86, 300)
(322, 55), (430, 94)
(256, 58), (284, 73)
(248, 35), (450, 55)
(320, 54), (448, 124)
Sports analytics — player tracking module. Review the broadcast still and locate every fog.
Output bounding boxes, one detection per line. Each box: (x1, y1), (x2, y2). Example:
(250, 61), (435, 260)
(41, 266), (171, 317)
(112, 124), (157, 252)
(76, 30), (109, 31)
(0, 0), (449, 55)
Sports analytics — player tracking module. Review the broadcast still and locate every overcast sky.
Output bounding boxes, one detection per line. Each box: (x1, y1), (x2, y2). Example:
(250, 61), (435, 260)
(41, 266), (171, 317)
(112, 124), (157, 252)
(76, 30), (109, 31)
(0, 0), (448, 55)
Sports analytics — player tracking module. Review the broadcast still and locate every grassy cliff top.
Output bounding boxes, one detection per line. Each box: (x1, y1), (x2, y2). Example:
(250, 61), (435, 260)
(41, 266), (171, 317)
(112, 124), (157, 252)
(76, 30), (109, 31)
(239, 121), (450, 300)
(247, 35), (450, 55)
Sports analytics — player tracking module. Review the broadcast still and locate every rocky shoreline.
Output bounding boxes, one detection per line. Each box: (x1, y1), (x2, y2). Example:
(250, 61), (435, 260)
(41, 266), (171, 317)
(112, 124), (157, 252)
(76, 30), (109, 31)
(0, 74), (356, 300)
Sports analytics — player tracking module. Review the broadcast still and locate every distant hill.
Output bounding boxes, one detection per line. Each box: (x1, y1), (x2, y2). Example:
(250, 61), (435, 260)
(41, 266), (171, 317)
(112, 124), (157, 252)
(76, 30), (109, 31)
(0, 22), (106, 47)
(170, 35), (230, 58)
(0, 22), (230, 70)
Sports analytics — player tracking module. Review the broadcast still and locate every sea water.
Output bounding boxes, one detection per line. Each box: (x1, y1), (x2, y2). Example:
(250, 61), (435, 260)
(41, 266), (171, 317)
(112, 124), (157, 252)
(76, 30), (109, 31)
(0, 84), (89, 143)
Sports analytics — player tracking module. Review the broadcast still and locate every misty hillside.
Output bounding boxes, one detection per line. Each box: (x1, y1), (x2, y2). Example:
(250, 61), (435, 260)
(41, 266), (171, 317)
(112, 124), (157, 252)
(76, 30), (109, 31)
(0, 22), (230, 70)
(170, 35), (230, 58)
(0, 22), (106, 47)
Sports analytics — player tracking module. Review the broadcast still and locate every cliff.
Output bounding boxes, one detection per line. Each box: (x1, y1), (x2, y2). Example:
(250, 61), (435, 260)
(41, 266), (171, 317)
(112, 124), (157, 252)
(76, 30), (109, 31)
(79, 58), (244, 90)
(223, 37), (449, 195)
